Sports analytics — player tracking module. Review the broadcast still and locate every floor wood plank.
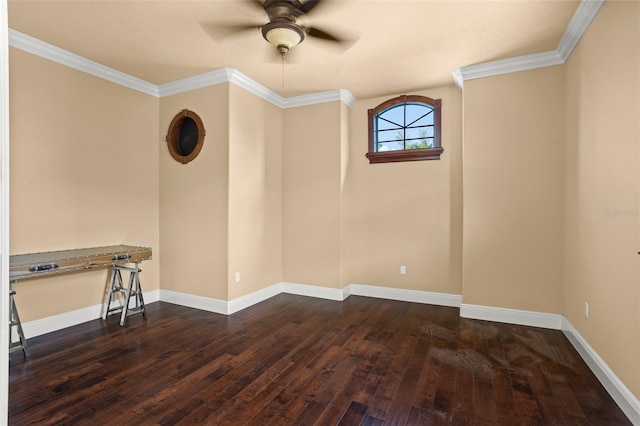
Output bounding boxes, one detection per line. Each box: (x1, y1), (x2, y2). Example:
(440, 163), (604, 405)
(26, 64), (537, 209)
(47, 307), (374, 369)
(9, 295), (631, 425)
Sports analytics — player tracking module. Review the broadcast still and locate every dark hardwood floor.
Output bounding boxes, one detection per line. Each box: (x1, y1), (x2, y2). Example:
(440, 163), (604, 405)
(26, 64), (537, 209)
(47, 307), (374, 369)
(9, 295), (630, 425)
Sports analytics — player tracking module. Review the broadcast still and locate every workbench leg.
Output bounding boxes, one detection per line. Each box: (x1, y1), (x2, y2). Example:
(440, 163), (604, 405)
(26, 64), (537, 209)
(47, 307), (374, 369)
(119, 270), (133, 326)
(9, 288), (28, 357)
(136, 271), (147, 321)
(103, 267), (126, 320)
(102, 268), (116, 320)
(118, 264), (146, 326)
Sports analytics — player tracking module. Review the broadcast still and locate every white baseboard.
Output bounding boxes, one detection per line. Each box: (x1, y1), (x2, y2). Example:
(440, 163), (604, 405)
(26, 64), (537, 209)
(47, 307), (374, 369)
(460, 303), (563, 330)
(141, 289), (160, 305)
(22, 288), (160, 339)
(160, 284), (284, 315)
(349, 284), (462, 307)
(561, 317), (640, 424)
(22, 304), (102, 339)
(20, 283), (461, 338)
(159, 289), (228, 314)
(228, 283), (283, 314)
(160, 282), (459, 313)
(281, 282), (461, 307)
(282, 282), (348, 301)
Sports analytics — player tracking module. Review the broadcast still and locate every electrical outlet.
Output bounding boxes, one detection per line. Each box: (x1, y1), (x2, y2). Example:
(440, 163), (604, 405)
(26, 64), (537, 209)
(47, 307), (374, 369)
(584, 302), (589, 318)
(235, 272), (240, 282)
(400, 265), (406, 275)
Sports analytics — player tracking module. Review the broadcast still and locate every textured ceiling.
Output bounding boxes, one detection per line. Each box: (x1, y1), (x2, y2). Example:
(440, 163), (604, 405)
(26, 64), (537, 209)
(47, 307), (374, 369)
(7, 0), (580, 99)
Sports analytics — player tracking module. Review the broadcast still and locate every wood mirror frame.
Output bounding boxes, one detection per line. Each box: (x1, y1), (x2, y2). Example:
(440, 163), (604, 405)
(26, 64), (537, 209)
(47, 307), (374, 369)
(166, 109), (206, 164)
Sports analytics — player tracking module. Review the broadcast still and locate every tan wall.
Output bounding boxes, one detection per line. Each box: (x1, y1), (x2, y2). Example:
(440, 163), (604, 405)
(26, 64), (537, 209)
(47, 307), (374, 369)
(9, 48), (160, 321)
(462, 66), (565, 313)
(227, 85), (282, 299)
(159, 85), (229, 300)
(343, 86), (463, 294)
(563, 0), (640, 397)
(283, 102), (342, 288)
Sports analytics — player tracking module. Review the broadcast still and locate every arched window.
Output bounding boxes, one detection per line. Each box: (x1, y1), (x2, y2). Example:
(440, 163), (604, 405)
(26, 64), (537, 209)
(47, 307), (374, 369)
(366, 95), (442, 164)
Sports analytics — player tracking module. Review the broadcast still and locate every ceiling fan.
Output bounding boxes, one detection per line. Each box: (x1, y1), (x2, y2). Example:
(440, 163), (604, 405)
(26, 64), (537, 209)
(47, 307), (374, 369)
(212, 0), (349, 60)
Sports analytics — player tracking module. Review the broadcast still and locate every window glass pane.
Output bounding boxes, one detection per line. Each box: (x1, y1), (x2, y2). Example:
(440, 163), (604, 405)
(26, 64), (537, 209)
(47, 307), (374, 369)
(405, 127), (433, 149)
(406, 138), (434, 150)
(404, 127), (422, 141)
(377, 141), (404, 152)
(408, 112), (434, 128)
(376, 116), (402, 131)
(406, 125), (434, 137)
(379, 105), (404, 127)
(406, 104), (433, 126)
(377, 129), (403, 143)
(422, 126), (435, 137)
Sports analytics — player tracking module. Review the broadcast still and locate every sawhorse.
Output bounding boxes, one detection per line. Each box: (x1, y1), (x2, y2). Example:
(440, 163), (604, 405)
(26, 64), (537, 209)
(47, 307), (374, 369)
(102, 264), (146, 326)
(9, 284), (28, 357)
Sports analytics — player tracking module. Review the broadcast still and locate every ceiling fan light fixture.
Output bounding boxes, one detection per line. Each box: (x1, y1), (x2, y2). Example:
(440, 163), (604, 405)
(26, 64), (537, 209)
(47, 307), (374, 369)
(262, 21), (306, 54)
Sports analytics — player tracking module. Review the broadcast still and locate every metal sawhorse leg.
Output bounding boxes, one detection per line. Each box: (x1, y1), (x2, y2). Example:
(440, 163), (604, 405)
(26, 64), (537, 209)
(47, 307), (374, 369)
(102, 264), (147, 326)
(9, 284), (28, 356)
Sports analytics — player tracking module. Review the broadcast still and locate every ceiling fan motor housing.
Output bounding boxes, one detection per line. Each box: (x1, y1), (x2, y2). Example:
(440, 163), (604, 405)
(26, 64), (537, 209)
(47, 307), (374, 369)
(260, 0), (340, 57)
(264, 0), (305, 21)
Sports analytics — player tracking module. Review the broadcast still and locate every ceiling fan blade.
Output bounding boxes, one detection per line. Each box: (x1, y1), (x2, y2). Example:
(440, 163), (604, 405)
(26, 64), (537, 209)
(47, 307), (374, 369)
(249, 0), (265, 11)
(306, 27), (343, 43)
(200, 22), (262, 41)
(299, 0), (322, 14)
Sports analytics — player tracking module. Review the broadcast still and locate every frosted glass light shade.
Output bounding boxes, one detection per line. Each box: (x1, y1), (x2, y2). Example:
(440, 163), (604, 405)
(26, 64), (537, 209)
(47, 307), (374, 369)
(265, 27), (302, 49)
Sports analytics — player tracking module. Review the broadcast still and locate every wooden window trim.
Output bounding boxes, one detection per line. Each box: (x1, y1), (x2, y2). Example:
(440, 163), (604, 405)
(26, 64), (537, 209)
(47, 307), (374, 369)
(366, 95), (442, 164)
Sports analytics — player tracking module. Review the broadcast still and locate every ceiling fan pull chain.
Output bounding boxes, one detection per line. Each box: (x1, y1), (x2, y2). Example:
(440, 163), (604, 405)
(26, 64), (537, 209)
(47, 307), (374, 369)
(281, 53), (285, 88)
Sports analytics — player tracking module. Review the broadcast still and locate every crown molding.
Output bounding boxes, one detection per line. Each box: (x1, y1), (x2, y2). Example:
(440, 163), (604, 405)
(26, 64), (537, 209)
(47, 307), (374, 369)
(8, 29), (159, 97)
(163, 69), (357, 110)
(227, 69), (286, 108)
(452, 69), (464, 90)
(8, 28), (357, 109)
(157, 68), (233, 98)
(455, 50), (564, 87)
(557, 0), (605, 61)
(339, 89), (357, 109)
(282, 89), (357, 109)
(453, 0), (604, 89)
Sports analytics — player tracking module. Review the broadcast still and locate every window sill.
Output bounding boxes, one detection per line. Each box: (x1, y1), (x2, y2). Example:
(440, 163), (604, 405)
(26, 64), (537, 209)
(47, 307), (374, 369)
(366, 147), (443, 164)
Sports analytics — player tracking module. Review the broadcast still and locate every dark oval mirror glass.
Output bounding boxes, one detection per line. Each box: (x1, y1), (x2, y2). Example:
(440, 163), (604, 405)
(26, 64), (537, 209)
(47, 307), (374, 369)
(178, 118), (198, 156)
